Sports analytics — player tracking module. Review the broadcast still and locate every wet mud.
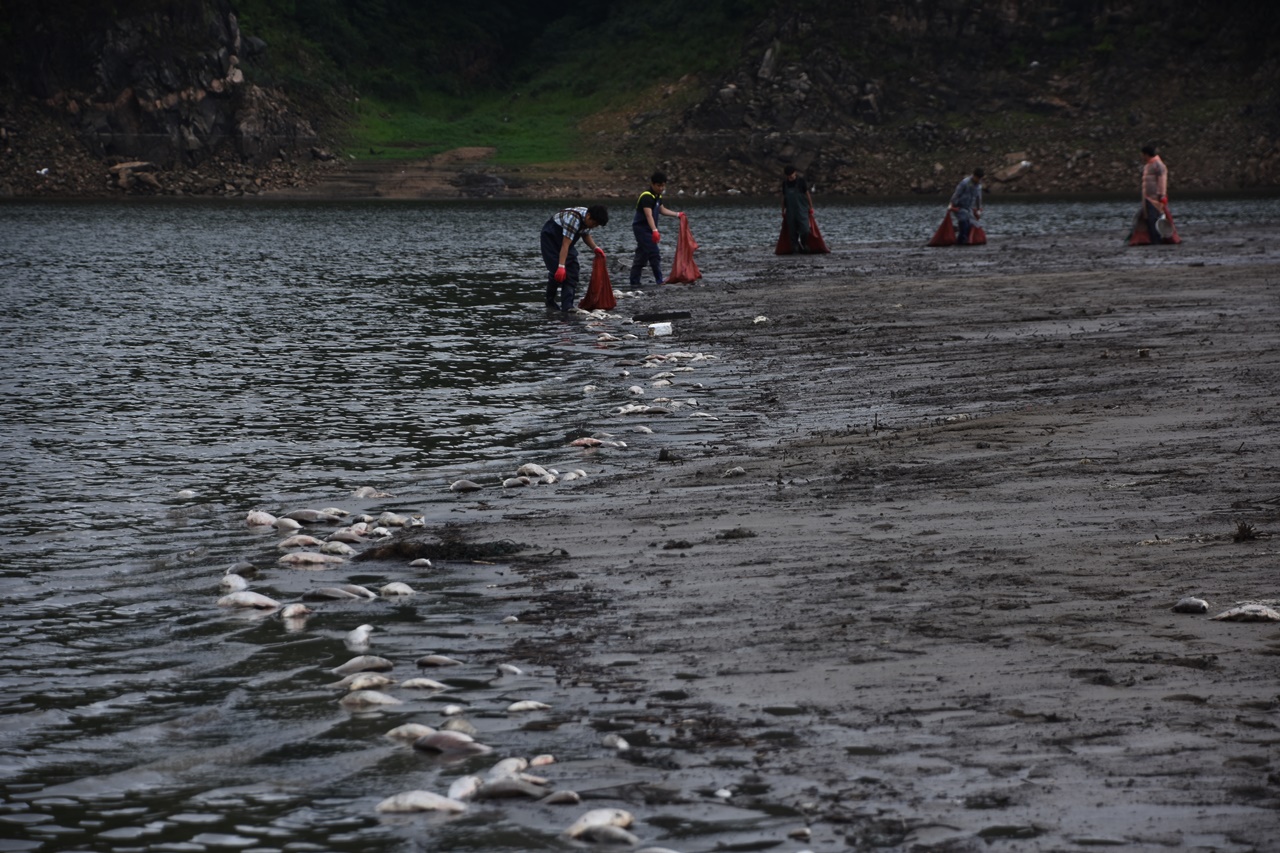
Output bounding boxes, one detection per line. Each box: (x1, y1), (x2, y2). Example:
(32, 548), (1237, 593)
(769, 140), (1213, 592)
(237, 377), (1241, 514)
(376, 223), (1280, 851)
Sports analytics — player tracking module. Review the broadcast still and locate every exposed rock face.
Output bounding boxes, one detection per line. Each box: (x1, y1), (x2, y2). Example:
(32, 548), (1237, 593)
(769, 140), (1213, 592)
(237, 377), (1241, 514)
(1, 0), (323, 196)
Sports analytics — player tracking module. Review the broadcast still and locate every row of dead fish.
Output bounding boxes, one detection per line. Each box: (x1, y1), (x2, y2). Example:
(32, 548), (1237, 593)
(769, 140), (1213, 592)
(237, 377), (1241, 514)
(1173, 596), (1280, 622)
(450, 462), (590, 493)
(216, 496), (685, 847)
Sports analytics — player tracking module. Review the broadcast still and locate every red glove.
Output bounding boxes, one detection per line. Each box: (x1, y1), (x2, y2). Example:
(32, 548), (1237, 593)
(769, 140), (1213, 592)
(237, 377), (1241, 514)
(593, 246), (605, 257)
(652, 230), (660, 243)
(553, 265), (566, 283)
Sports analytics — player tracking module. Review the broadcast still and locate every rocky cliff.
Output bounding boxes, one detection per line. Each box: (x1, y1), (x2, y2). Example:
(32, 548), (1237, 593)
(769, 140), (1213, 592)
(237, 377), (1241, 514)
(0, 0), (329, 196)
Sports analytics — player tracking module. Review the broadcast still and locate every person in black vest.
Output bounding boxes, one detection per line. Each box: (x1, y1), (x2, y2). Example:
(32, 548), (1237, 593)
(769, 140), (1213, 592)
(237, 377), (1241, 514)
(629, 171), (683, 287)
(781, 166), (815, 253)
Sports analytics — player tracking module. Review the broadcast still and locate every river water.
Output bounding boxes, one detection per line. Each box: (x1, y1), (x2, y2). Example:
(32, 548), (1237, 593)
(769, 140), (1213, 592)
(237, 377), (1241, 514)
(1, 194), (1278, 852)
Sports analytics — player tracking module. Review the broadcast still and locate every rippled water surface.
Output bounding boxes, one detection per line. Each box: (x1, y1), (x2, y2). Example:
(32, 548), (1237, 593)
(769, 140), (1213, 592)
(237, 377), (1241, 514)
(1, 195), (1277, 852)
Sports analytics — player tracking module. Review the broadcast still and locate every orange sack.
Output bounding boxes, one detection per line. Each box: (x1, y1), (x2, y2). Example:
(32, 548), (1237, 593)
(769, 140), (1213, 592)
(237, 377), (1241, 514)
(1129, 201), (1181, 245)
(666, 214), (702, 283)
(578, 251), (617, 311)
(927, 211), (956, 246)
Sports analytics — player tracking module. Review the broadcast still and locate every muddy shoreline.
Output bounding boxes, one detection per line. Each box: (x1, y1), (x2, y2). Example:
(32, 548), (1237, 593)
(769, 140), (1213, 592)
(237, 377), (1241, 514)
(409, 225), (1280, 851)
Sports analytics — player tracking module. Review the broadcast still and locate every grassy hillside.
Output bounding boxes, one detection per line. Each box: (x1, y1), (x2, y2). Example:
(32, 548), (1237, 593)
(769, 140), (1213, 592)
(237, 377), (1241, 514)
(232, 0), (770, 164)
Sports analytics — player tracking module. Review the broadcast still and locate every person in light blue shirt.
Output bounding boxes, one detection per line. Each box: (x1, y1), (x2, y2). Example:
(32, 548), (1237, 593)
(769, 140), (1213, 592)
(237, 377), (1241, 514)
(948, 168), (984, 244)
(540, 205), (608, 312)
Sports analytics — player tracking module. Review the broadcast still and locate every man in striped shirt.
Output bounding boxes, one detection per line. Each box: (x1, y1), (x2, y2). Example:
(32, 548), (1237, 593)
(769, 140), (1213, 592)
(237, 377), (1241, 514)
(541, 205), (609, 312)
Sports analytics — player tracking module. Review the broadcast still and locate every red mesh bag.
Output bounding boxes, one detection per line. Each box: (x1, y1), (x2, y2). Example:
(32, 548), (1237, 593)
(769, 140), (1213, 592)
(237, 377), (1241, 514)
(966, 224), (987, 245)
(928, 211), (956, 246)
(775, 211), (831, 254)
(578, 251), (617, 311)
(666, 215), (702, 283)
(1129, 202), (1181, 245)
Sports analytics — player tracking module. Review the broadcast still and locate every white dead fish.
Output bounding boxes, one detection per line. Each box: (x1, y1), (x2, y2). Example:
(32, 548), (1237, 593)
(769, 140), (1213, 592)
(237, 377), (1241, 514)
(628, 385), (645, 396)
(413, 730), (492, 755)
(723, 466), (746, 477)
(581, 825), (641, 845)
(175, 488), (197, 499)
(352, 486), (394, 498)
(450, 479), (483, 493)
(540, 790), (582, 805)
(318, 507), (350, 518)
(570, 437), (603, 447)
(385, 723), (436, 740)
(375, 790), (467, 814)
(219, 573), (249, 592)
(246, 510), (276, 527)
(217, 591), (280, 610)
(564, 808), (634, 839)
(601, 733), (630, 751)
(332, 655), (394, 676)
(377, 511), (410, 527)
(339, 689), (403, 709)
(530, 754), (556, 767)
(408, 558), (433, 568)
(1172, 596), (1210, 614)
(583, 384), (600, 393)
(321, 541), (357, 556)
(305, 587), (364, 601)
(282, 509), (344, 524)
(517, 463), (549, 478)
(507, 700), (550, 713)
(753, 315), (769, 324)
(345, 624), (375, 650)
(1211, 603), (1280, 622)
(486, 757), (528, 780)
(273, 517), (303, 531)
(417, 654), (464, 667)
(400, 677), (449, 690)
(441, 717), (478, 735)
(278, 534), (325, 549)
(447, 775), (484, 801)
(337, 583), (377, 599)
(501, 616), (520, 624)
(380, 582), (416, 596)
(441, 704), (465, 716)
(496, 663), (523, 676)
(277, 551), (346, 567)
(326, 528), (368, 544)
(280, 603), (313, 619)
(477, 777), (549, 800)
(502, 476), (530, 488)
(330, 672), (397, 691)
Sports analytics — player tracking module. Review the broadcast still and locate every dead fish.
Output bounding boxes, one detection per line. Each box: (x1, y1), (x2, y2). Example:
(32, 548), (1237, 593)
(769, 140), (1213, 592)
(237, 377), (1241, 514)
(225, 561), (257, 578)
(282, 509), (344, 524)
(279, 602), (313, 619)
(217, 591), (280, 610)
(628, 385), (645, 396)
(477, 777), (549, 800)
(507, 700), (550, 713)
(409, 558), (433, 568)
(517, 463), (549, 478)
(339, 689), (403, 709)
(564, 808), (634, 839)
(277, 551), (346, 567)
(447, 775), (484, 801)
(601, 733), (630, 751)
(400, 677), (449, 691)
(321, 541), (357, 556)
(273, 517), (303, 531)
(375, 790), (467, 814)
(175, 488), (197, 499)
(345, 624), (375, 650)
(380, 582), (416, 596)
(450, 479), (484, 493)
(581, 825), (641, 845)
(385, 723), (436, 740)
(723, 466), (746, 477)
(318, 507), (350, 518)
(332, 655), (394, 676)
(377, 511), (411, 527)
(502, 476), (530, 488)
(1172, 596), (1210, 614)
(413, 730), (492, 755)
(305, 587), (363, 601)
(486, 757), (528, 779)
(278, 534), (325, 549)
(246, 510), (277, 527)
(219, 573), (249, 592)
(417, 654), (464, 667)
(352, 486), (394, 498)
(540, 790), (582, 805)
(1211, 603), (1280, 622)
(530, 754), (556, 767)
(326, 528), (368, 544)
(501, 615), (520, 624)
(337, 584), (377, 599)
(441, 717), (478, 735)
(438, 704), (464, 716)
(570, 437), (604, 447)
(330, 672), (397, 691)
(496, 663), (523, 676)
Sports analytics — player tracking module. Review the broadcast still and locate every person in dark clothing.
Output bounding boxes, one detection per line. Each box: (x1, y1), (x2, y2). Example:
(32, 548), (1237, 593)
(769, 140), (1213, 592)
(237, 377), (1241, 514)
(948, 168), (984, 245)
(781, 166), (815, 253)
(629, 171), (683, 287)
(540, 205), (608, 312)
